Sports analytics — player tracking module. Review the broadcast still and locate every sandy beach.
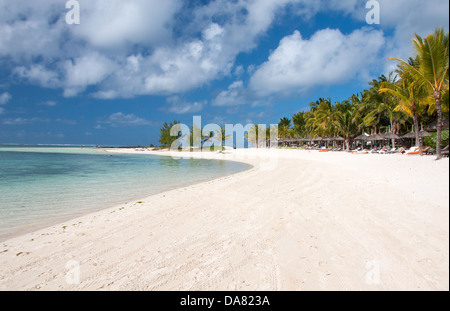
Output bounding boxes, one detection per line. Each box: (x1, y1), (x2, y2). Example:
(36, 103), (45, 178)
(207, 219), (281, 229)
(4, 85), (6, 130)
(0, 149), (448, 291)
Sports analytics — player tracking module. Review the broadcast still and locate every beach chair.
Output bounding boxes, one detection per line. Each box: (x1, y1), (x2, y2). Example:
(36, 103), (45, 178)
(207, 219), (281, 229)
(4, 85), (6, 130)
(442, 146), (449, 158)
(426, 148), (436, 155)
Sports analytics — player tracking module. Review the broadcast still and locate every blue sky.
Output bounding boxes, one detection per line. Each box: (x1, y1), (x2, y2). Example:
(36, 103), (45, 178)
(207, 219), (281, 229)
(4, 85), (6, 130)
(0, 0), (448, 146)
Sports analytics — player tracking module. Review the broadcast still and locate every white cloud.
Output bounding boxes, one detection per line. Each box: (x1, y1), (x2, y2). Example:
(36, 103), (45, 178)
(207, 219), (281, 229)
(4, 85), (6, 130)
(213, 81), (248, 107)
(99, 112), (153, 127)
(249, 28), (385, 96)
(1, 0), (309, 98)
(166, 96), (205, 114)
(0, 92), (11, 105)
(63, 53), (117, 97)
(2, 117), (50, 125)
(39, 100), (57, 107)
(0, 0), (448, 100)
(14, 65), (61, 88)
(74, 0), (180, 49)
(0, 107), (4, 115)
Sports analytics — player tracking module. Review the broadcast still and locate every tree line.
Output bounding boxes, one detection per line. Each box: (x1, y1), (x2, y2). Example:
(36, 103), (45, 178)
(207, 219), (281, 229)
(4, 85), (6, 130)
(277, 28), (449, 159)
(158, 28), (449, 160)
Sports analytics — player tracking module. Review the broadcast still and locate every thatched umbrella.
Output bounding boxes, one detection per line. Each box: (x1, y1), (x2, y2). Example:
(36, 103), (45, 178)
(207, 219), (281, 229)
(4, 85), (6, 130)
(367, 133), (384, 147)
(424, 117), (449, 132)
(332, 136), (345, 141)
(331, 135), (345, 149)
(353, 133), (370, 149)
(401, 130), (433, 150)
(354, 133), (369, 141)
(420, 130), (433, 138)
(369, 133), (384, 141)
(402, 131), (433, 139)
(382, 132), (400, 149)
(382, 132), (400, 140)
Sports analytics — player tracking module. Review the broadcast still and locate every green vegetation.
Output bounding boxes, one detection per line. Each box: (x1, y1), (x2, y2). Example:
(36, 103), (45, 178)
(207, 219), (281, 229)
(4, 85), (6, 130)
(158, 28), (448, 159)
(280, 28), (449, 158)
(424, 130), (450, 147)
(158, 120), (181, 148)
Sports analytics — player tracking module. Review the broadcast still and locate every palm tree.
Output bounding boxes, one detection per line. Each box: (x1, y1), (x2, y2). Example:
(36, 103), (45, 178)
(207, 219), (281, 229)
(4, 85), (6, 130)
(246, 125), (267, 148)
(278, 117), (293, 139)
(159, 120), (181, 147)
(292, 112), (308, 138)
(380, 59), (432, 156)
(364, 74), (408, 147)
(334, 101), (359, 151)
(389, 28), (449, 159)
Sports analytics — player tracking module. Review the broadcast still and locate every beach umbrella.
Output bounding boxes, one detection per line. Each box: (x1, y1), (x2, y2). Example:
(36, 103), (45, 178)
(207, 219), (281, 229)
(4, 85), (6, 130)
(312, 136), (323, 141)
(420, 130), (433, 138)
(368, 133), (384, 141)
(354, 133), (370, 141)
(366, 133), (384, 147)
(382, 132), (400, 148)
(332, 136), (345, 141)
(298, 137), (310, 142)
(382, 132), (400, 140)
(401, 132), (416, 139)
(424, 117), (449, 132)
(402, 131), (433, 139)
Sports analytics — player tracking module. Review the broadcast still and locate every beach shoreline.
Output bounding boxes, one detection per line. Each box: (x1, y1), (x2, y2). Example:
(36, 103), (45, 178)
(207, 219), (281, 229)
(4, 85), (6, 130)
(0, 149), (448, 291)
(0, 148), (252, 242)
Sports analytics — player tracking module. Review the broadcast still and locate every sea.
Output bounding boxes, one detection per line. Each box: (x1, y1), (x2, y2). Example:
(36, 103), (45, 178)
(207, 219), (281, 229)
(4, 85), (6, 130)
(0, 146), (250, 241)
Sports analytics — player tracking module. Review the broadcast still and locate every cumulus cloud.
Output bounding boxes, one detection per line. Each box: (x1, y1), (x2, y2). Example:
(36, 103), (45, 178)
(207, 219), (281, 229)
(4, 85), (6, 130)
(0, 0), (448, 101)
(0, 92), (12, 105)
(213, 81), (248, 107)
(74, 0), (180, 49)
(2, 117), (50, 125)
(14, 65), (61, 89)
(166, 96), (205, 114)
(249, 28), (385, 96)
(0, 0), (312, 98)
(99, 112), (153, 127)
(39, 100), (57, 107)
(63, 53), (117, 97)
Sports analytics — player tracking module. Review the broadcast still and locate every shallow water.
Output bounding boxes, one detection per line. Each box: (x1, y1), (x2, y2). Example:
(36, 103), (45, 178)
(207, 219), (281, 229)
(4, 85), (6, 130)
(0, 147), (250, 240)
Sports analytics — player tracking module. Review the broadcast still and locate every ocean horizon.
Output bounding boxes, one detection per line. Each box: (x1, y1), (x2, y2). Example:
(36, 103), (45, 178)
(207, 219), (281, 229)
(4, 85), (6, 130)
(0, 146), (251, 241)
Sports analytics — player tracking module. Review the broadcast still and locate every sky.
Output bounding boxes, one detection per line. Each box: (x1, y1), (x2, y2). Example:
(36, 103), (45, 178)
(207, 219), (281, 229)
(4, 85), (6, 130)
(0, 0), (448, 146)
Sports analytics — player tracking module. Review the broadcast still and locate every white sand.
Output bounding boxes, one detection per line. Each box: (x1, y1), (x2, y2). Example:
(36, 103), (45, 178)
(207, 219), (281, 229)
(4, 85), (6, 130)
(0, 149), (448, 291)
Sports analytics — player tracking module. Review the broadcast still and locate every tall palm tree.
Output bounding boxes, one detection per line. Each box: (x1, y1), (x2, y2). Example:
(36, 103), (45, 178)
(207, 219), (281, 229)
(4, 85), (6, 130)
(278, 117), (293, 139)
(309, 99), (335, 137)
(292, 112), (308, 138)
(334, 101), (359, 151)
(389, 28), (449, 159)
(380, 59), (432, 156)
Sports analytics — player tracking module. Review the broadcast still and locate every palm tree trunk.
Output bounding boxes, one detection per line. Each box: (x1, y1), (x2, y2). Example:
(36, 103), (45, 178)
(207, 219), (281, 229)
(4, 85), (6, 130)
(412, 107), (423, 156)
(434, 90), (443, 160)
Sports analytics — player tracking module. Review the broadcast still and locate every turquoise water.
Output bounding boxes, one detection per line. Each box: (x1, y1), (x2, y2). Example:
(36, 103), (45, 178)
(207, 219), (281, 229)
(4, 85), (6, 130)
(0, 147), (250, 241)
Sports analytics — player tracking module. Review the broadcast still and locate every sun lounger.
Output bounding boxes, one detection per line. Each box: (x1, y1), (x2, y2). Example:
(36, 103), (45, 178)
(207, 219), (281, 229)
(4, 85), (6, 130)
(442, 146), (449, 157)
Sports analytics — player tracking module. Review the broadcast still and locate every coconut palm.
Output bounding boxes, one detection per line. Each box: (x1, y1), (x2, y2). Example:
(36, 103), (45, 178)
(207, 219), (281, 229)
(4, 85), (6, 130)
(278, 117), (293, 139)
(308, 99), (336, 137)
(380, 58), (432, 156)
(364, 74), (408, 146)
(292, 112), (308, 138)
(389, 28), (449, 159)
(334, 101), (359, 151)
